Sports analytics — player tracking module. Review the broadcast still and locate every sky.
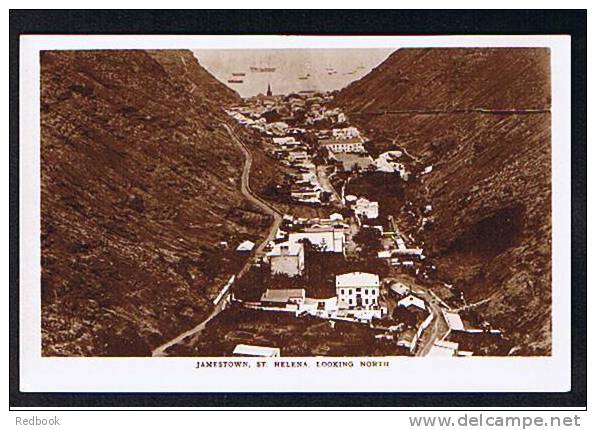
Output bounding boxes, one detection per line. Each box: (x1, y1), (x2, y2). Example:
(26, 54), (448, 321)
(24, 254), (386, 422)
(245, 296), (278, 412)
(193, 48), (395, 98)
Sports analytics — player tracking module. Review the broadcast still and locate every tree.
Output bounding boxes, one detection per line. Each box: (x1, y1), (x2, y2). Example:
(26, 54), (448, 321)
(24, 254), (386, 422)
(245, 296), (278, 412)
(353, 227), (382, 258)
(392, 306), (418, 328)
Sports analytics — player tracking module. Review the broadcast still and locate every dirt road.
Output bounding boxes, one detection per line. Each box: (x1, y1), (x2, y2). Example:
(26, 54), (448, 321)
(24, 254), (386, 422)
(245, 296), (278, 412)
(151, 123), (282, 357)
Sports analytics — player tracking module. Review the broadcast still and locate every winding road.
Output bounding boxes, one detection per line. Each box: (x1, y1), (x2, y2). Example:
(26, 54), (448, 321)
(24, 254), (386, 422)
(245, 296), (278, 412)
(151, 122), (282, 357)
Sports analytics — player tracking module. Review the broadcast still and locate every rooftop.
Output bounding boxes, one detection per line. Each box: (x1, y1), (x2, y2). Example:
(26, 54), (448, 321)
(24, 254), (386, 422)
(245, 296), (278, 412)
(261, 288), (306, 303)
(336, 272), (380, 288)
(232, 344), (280, 357)
(236, 240), (255, 252)
(443, 311), (465, 331)
(398, 295), (426, 311)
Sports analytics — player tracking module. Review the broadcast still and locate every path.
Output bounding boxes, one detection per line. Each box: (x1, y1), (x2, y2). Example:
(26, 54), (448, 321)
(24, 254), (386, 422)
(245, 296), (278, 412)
(151, 122), (282, 357)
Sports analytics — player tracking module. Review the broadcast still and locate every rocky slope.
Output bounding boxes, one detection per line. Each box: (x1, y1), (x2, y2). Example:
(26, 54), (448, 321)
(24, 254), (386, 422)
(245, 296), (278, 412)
(333, 48), (551, 355)
(41, 50), (270, 356)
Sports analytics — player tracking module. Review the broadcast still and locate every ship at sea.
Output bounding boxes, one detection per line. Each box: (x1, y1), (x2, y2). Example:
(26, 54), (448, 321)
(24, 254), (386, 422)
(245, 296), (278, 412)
(250, 66), (276, 73)
(232, 72), (246, 77)
(227, 79), (244, 84)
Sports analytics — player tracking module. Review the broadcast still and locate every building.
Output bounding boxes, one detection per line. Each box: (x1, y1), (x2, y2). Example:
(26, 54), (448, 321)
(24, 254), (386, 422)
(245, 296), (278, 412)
(443, 310), (465, 331)
(332, 126), (361, 140)
(374, 151), (409, 179)
(428, 340), (460, 357)
(236, 240), (255, 252)
(353, 197), (379, 219)
(398, 294), (426, 311)
(260, 288), (306, 307)
(272, 136), (298, 147)
(319, 137), (365, 153)
(289, 228), (345, 254)
(266, 82), (272, 97)
(233, 344), (280, 357)
(390, 282), (411, 297)
(267, 241), (305, 277)
(336, 272), (380, 309)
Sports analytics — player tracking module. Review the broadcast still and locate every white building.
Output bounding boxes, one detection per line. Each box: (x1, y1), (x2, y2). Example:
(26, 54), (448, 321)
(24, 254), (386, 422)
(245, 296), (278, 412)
(289, 228), (345, 254)
(272, 136), (301, 149)
(320, 138), (365, 153)
(260, 288), (306, 306)
(332, 126), (361, 140)
(428, 340), (460, 357)
(236, 240), (255, 252)
(336, 272), (380, 310)
(233, 344), (280, 357)
(267, 241), (305, 277)
(374, 151), (409, 179)
(353, 197), (379, 219)
(398, 294), (426, 311)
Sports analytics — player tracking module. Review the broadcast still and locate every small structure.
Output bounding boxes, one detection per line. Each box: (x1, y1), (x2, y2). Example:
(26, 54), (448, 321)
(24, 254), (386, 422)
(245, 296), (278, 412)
(233, 344), (280, 357)
(236, 240), (255, 252)
(260, 288), (306, 307)
(353, 197), (379, 219)
(398, 294), (426, 311)
(428, 340), (460, 357)
(443, 310), (465, 331)
(329, 212), (344, 222)
(390, 282), (411, 297)
(331, 126), (361, 140)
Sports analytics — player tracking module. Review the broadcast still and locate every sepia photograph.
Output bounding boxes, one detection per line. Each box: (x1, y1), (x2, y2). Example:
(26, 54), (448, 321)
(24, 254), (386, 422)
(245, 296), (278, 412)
(15, 28), (577, 396)
(39, 45), (552, 359)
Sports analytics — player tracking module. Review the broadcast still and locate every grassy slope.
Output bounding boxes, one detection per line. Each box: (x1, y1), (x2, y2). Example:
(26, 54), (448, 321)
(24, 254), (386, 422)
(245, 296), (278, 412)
(41, 50), (270, 356)
(333, 48), (551, 355)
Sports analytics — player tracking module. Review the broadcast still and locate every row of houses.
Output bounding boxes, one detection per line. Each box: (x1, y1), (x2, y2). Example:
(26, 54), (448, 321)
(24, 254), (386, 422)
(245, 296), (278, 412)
(249, 271), (387, 324)
(266, 214), (348, 277)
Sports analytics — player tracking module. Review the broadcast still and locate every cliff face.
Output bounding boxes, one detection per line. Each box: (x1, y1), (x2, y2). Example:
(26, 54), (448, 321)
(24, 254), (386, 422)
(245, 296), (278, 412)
(40, 50), (270, 356)
(334, 48), (552, 354)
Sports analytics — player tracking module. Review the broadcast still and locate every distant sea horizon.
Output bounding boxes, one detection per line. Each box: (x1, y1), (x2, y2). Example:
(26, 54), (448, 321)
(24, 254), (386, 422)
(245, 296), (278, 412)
(193, 48), (395, 98)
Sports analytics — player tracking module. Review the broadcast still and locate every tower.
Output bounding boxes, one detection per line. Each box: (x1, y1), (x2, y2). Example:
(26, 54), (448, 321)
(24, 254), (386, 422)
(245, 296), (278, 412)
(267, 82), (272, 97)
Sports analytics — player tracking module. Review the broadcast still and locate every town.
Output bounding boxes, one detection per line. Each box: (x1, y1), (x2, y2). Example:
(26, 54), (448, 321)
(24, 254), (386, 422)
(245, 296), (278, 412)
(155, 83), (505, 359)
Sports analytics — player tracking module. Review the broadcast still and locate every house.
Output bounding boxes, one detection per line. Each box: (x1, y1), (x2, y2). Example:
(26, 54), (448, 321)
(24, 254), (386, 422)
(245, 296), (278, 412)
(260, 288), (306, 306)
(353, 197), (379, 219)
(236, 240), (255, 252)
(331, 126), (361, 140)
(398, 295), (426, 311)
(267, 241), (305, 277)
(443, 310), (465, 331)
(290, 187), (321, 203)
(336, 272), (380, 310)
(319, 137), (365, 153)
(301, 296), (339, 317)
(272, 136), (300, 148)
(232, 344), (280, 357)
(329, 213), (344, 222)
(287, 150), (309, 163)
(428, 340), (460, 357)
(330, 152), (375, 172)
(390, 282), (411, 297)
(374, 151), (409, 179)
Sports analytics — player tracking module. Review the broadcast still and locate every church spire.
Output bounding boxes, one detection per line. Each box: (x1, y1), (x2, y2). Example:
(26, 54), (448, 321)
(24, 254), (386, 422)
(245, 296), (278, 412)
(267, 82), (272, 97)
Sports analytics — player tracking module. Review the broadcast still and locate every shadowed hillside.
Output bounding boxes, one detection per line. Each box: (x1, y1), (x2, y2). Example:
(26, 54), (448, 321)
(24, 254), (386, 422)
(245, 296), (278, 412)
(40, 50), (270, 356)
(333, 48), (552, 355)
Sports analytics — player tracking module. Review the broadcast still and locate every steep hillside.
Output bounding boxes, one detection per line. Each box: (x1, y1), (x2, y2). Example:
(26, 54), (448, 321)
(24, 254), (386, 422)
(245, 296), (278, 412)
(334, 48), (551, 355)
(40, 50), (270, 356)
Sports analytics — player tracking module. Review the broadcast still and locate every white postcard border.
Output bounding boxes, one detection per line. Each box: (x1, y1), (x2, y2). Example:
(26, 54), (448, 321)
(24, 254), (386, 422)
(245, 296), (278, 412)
(19, 35), (571, 393)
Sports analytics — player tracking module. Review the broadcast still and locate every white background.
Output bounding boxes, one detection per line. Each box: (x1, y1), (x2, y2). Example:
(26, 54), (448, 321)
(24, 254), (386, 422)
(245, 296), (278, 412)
(3, 1), (592, 428)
